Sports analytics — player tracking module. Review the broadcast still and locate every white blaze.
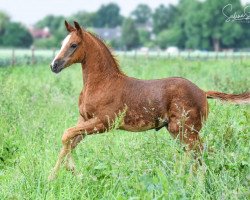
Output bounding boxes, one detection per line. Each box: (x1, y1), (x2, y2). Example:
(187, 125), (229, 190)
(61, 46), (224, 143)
(51, 34), (71, 65)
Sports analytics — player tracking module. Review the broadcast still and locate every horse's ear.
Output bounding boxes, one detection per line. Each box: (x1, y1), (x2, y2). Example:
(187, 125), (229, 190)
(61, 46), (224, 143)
(65, 20), (75, 32)
(74, 21), (83, 36)
(74, 21), (81, 31)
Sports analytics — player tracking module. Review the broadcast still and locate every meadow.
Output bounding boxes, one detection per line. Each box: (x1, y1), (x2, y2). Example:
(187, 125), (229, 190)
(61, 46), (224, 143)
(0, 57), (249, 199)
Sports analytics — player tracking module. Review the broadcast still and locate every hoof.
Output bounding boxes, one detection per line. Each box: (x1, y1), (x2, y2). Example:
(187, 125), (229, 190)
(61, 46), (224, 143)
(75, 172), (83, 180)
(48, 173), (56, 181)
(65, 160), (76, 172)
(48, 169), (58, 181)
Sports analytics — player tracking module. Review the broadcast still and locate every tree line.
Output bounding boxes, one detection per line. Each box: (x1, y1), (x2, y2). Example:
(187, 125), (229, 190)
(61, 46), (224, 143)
(0, 12), (33, 48)
(0, 0), (249, 51)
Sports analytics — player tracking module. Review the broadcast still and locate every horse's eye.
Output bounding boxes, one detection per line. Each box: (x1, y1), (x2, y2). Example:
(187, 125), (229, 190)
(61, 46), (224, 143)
(71, 43), (77, 48)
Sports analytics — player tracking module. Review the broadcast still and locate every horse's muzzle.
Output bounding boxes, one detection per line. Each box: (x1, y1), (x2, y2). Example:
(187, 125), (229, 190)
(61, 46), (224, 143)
(50, 60), (64, 73)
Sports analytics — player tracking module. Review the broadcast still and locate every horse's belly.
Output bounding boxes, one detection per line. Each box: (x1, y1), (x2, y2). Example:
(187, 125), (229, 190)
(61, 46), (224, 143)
(119, 111), (157, 132)
(120, 120), (155, 132)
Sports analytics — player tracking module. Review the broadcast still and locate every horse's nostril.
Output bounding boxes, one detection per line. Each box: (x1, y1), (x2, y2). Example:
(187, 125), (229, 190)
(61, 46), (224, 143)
(50, 63), (58, 72)
(51, 61), (58, 70)
(50, 60), (64, 73)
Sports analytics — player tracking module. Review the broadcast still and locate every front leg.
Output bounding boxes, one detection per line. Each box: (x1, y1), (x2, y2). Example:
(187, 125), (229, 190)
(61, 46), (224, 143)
(48, 117), (106, 181)
(64, 135), (85, 172)
(64, 116), (86, 171)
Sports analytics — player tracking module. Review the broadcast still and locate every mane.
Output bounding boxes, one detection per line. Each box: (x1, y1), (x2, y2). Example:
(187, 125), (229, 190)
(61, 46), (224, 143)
(86, 31), (124, 75)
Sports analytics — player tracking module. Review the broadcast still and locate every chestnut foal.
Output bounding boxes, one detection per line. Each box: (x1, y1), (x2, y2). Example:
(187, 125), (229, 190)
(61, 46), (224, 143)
(48, 21), (250, 180)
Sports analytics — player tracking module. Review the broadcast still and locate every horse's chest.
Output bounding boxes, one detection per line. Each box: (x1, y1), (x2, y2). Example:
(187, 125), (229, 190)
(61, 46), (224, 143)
(78, 92), (94, 120)
(78, 99), (89, 120)
(78, 98), (98, 120)
(78, 90), (114, 120)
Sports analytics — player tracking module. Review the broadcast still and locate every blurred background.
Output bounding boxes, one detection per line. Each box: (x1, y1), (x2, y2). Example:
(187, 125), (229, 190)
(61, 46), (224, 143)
(0, 0), (250, 65)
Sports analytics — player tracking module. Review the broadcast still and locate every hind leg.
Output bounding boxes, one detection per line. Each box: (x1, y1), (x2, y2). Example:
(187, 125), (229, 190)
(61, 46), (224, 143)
(167, 109), (204, 153)
(168, 121), (203, 152)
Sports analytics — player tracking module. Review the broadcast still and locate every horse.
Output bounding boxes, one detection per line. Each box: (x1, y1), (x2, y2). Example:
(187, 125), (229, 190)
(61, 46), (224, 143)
(48, 21), (250, 180)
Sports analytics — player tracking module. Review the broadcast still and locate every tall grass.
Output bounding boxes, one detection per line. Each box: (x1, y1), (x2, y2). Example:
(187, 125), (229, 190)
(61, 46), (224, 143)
(0, 57), (249, 199)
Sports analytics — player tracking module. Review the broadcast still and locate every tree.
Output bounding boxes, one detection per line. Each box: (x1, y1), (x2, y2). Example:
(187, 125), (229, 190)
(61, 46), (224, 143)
(35, 15), (64, 34)
(131, 4), (152, 24)
(239, 22), (250, 48)
(122, 18), (140, 50)
(109, 39), (123, 50)
(221, 22), (243, 48)
(176, 0), (206, 49)
(0, 11), (10, 34)
(170, 0), (244, 50)
(2, 22), (33, 47)
(153, 4), (177, 34)
(0, 11), (10, 45)
(70, 11), (96, 27)
(94, 3), (123, 27)
(35, 15), (66, 48)
(202, 0), (243, 51)
(138, 29), (151, 46)
(156, 26), (183, 49)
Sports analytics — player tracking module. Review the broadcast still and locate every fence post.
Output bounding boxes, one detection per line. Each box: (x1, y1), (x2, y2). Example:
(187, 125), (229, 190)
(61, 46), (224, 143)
(11, 49), (15, 66)
(52, 48), (56, 58)
(31, 47), (35, 65)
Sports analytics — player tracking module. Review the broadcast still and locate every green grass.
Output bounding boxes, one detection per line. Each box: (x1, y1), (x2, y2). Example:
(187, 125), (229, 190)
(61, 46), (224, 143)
(0, 57), (249, 199)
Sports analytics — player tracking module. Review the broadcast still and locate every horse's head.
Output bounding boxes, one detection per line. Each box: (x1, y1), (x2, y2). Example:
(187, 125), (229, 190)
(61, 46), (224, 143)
(50, 21), (85, 73)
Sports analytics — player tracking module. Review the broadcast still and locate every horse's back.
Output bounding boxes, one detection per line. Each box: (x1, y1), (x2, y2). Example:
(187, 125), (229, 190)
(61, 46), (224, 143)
(122, 76), (206, 108)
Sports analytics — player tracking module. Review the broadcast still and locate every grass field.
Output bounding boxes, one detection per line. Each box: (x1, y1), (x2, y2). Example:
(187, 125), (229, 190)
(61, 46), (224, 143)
(0, 57), (249, 199)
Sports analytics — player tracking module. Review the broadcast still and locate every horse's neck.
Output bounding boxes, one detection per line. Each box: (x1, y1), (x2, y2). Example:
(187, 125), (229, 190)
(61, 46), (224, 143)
(81, 33), (123, 88)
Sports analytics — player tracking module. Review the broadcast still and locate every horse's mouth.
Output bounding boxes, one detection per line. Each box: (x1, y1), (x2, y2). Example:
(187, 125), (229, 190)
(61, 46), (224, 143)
(50, 60), (66, 73)
(51, 66), (64, 74)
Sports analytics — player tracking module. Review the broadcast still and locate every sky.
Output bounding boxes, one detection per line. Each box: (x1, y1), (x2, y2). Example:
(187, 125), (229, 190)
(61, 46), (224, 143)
(0, 0), (249, 25)
(0, 0), (178, 25)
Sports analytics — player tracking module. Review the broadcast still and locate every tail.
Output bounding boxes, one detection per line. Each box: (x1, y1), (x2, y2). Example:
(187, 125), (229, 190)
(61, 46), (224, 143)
(206, 91), (250, 104)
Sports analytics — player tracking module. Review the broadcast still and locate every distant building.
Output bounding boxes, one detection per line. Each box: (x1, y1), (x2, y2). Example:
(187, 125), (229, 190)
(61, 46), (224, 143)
(28, 26), (51, 39)
(92, 27), (121, 41)
(136, 21), (153, 32)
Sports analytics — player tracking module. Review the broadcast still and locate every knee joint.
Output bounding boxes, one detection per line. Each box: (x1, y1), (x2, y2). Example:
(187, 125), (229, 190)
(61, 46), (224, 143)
(168, 122), (180, 134)
(62, 130), (70, 145)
